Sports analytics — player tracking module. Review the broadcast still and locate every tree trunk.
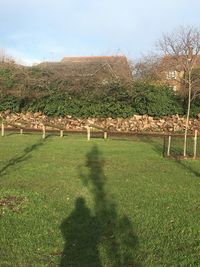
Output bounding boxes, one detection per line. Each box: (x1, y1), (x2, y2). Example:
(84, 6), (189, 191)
(183, 70), (192, 158)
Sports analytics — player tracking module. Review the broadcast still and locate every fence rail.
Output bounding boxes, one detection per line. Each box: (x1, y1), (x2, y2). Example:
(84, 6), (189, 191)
(1, 125), (199, 137)
(1, 122), (199, 159)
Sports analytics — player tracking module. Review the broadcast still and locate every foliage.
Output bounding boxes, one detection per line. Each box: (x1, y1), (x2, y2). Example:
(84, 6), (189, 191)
(190, 100), (200, 117)
(0, 61), (197, 118)
(0, 81), (189, 117)
(131, 83), (183, 116)
(29, 66), (51, 78)
(0, 94), (21, 112)
(0, 67), (15, 88)
(22, 83), (182, 118)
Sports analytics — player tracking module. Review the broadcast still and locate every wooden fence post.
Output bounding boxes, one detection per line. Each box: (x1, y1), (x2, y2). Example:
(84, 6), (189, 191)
(193, 130), (198, 159)
(104, 131), (107, 140)
(167, 135), (171, 157)
(1, 122), (4, 137)
(60, 130), (64, 138)
(163, 136), (166, 157)
(87, 126), (90, 141)
(20, 128), (23, 135)
(42, 125), (46, 139)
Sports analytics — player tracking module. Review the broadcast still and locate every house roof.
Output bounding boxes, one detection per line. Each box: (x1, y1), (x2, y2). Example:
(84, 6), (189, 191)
(159, 54), (200, 72)
(39, 55), (132, 82)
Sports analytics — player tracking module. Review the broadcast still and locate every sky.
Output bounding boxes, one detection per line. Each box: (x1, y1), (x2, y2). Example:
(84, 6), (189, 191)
(0, 0), (200, 65)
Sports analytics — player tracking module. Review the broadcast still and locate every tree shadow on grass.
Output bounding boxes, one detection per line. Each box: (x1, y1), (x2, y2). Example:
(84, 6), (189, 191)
(137, 135), (165, 156)
(138, 135), (200, 178)
(60, 145), (140, 267)
(174, 158), (200, 178)
(0, 138), (46, 177)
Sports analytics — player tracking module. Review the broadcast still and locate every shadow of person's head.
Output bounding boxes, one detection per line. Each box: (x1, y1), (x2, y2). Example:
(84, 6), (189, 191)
(75, 197), (86, 211)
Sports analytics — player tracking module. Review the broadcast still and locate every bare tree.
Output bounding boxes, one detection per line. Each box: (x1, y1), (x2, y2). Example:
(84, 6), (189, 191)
(0, 48), (6, 62)
(158, 26), (200, 158)
(0, 48), (15, 64)
(132, 54), (163, 83)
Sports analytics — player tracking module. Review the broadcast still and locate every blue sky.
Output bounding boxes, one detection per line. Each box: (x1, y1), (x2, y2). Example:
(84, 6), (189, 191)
(0, 0), (199, 65)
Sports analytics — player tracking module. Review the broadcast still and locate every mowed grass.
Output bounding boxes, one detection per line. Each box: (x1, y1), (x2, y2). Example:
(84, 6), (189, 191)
(0, 133), (200, 267)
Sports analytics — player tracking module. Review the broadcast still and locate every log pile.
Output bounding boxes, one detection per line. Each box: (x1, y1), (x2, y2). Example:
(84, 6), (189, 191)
(1, 111), (200, 133)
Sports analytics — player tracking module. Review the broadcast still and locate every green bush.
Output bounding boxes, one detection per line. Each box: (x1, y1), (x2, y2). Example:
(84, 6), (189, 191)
(131, 83), (183, 116)
(0, 82), (188, 118)
(191, 101), (200, 117)
(0, 68), (15, 88)
(0, 94), (21, 112)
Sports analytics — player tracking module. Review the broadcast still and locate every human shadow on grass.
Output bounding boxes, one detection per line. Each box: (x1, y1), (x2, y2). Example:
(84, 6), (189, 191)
(0, 138), (46, 177)
(60, 145), (140, 267)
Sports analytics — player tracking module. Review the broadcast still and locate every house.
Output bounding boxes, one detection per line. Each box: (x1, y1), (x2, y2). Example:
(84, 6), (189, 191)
(158, 55), (200, 92)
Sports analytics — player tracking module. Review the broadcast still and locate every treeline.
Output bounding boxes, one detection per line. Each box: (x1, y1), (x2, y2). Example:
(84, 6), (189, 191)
(0, 63), (200, 118)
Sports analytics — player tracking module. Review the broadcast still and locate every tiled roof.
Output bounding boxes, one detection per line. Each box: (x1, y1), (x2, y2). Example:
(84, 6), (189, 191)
(39, 56), (132, 81)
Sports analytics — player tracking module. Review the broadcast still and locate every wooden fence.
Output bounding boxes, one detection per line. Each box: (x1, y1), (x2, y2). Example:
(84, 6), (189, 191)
(1, 120), (199, 159)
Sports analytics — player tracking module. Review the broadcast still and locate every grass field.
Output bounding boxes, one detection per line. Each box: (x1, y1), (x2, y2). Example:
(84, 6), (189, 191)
(0, 133), (200, 267)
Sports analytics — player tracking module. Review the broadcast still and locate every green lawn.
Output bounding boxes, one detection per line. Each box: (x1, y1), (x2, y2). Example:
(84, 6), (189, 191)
(0, 134), (199, 267)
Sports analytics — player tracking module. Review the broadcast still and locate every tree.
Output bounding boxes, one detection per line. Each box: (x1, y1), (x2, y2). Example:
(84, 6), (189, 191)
(0, 48), (15, 64)
(158, 26), (200, 158)
(132, 54), (163, 83)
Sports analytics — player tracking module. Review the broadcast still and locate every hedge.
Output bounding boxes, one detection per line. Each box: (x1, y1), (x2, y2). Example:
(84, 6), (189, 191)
(0, 82), (193, 118)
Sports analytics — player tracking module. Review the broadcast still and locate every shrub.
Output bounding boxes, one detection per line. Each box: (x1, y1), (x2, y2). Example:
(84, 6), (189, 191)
(190, 101), (200, 117)
(0, 94), (21, 112)
(0, 68), (15, 88)
(131, 83), (183, 116)
(0, 82), (186, 118)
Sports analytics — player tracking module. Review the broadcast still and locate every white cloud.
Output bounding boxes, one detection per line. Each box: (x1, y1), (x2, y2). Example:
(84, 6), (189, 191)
(5, 47), (41, 66)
